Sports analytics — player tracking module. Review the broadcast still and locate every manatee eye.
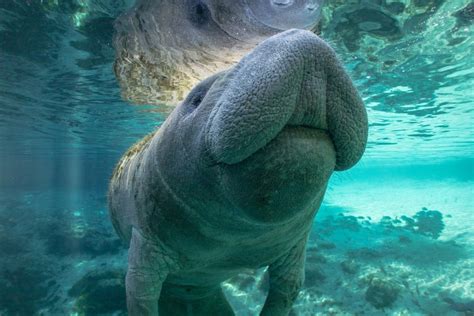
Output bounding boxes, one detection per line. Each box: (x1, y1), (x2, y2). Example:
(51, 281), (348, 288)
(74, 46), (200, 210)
(189, 92), (205, 108)
(188, 0), (211, 26)
(183, 80), (210, 112)
(196, 3), (205, 16)
(183, 72), (223, 113)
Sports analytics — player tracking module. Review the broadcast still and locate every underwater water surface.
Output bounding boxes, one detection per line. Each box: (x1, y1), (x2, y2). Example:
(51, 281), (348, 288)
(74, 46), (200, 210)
(0, 0), (473, 315)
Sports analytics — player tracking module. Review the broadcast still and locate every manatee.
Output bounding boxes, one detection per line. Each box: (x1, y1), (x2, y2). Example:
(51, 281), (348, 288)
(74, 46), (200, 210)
(108, 29), (368, 315)
(113, 0), (325, 105)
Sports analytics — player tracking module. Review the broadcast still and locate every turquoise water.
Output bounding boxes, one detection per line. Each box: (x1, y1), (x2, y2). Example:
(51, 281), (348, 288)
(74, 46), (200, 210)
(0, 0), (473, 315)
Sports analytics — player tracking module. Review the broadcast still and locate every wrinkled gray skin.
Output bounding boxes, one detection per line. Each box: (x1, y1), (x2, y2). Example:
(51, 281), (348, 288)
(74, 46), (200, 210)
(109, 29), (368, 315)
(114, 0), (324, 104)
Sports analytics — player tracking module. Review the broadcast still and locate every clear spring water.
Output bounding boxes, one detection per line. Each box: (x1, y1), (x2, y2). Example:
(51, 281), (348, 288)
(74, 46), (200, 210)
(0, 0), (473, 315)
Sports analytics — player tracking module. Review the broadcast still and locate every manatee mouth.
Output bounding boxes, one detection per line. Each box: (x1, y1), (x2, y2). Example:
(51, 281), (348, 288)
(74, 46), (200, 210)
(260, 125), (334, 162)
(206, 29), (368, 171)
(284, 125), (328, 138)
(215, 124), (336, 223)
(241, 124), (333, 163)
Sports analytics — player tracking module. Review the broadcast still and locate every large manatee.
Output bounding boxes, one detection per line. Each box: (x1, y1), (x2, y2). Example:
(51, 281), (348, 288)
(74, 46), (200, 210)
(114, 0), (325, 105)
(109, 29), (368, 315)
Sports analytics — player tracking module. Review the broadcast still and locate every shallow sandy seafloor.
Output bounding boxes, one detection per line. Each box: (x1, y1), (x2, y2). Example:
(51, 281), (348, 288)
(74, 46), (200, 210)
(0, 179), (472, 315)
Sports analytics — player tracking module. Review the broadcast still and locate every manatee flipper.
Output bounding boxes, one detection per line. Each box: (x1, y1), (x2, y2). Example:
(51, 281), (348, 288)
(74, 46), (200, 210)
(126, 228), (178, 315)
(159, 283), (235, 316)
(260, 237), (307, 316)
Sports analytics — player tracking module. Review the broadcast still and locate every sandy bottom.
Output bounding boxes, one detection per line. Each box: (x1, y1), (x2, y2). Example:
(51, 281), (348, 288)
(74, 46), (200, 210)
(0, 178), (472, 315)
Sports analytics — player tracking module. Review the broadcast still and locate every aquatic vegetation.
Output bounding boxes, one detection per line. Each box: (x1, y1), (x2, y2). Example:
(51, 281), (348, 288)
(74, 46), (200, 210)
(221, 206), (473, 315)
(0, 265), (55, 314)
(401, 208), (445, 239)
(0, 189), (471, 315)
(68, 269), (126, 314)
(340, 259), (359, 275)
(304, 265), (327, 287)
(377, 208), (447, 241)
(364, 275), (401, 309)
(0, 193), (128, 314)
(244, 207), (470, 314)
(40, 223), (123, 257)
(0, 232), (27, 256)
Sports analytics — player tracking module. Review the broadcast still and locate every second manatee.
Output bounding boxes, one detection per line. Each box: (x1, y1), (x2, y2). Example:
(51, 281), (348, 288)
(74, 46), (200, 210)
(113, 0), (325, 105)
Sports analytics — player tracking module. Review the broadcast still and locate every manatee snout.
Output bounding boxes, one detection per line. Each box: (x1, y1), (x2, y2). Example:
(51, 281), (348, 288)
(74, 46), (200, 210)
(207, 29), (368, 171)
(189, 29), (369, 221)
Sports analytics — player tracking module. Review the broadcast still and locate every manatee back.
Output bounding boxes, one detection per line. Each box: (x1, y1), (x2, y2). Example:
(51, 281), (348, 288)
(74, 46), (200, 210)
(108, 131), (157, 244)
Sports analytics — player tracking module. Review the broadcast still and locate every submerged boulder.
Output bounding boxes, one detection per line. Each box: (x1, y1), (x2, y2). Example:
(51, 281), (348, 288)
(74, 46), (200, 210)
(365, 276), (401, 309)
(340, 259), (359, 274)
